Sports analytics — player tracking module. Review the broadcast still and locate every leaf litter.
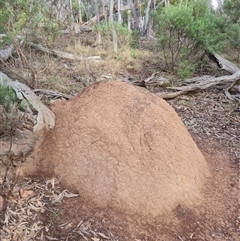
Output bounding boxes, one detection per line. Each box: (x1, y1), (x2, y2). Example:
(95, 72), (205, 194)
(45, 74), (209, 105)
(0, 177), (118, 241)
(0, 177), (79, 241)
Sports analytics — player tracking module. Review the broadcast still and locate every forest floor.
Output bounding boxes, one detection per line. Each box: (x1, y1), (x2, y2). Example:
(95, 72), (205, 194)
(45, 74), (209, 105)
(0, 33), (239, 241)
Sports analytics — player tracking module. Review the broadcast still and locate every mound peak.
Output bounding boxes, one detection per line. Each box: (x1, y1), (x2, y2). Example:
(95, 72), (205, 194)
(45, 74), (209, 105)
(20, 80), (210, 217)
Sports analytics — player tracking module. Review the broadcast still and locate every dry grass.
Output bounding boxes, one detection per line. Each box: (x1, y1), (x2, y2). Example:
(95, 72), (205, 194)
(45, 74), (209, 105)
(2, 32), (158, 95)
(34, 36), (157, 94)
(65, 41), (154, 76)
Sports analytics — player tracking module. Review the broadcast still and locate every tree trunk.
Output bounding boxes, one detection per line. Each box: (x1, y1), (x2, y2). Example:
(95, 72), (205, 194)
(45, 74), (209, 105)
(78, 0), (83, 23)
(127, 9), (131, 32)
(142, 0), (152, 36)
(164, 0), (170, 7)
(118, 0), (122, 24)
(69, 0), (75, 25)
(110, 0), (118, 53)
(128, 0), (140, 30)
(102, 0), (106, 15)
(94, 0), (102, 45)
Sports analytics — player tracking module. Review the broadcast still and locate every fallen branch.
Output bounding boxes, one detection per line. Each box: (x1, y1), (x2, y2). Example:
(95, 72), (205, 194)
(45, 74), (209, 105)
(0, 72), (55, 133)
(208, 53), (239, 74)
(168, 70), (240, 91)
(0, 35), (24, 61)
(156, 70), (240, 99)
(30, 43), (102, 61)
(82, 13), (106, 27)
(0, 71), (55, 162)
(0, 58), (29, 83)
(33, 89), (72, 100)
(156, 54), (240, 100)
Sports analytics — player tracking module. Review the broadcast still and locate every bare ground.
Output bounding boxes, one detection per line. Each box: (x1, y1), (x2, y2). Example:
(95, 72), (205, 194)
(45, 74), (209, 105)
(0, 85), (239, 241)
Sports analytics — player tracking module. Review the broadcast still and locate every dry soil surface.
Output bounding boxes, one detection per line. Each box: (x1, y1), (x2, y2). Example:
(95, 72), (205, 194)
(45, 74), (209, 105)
(0, 87), (239, 241)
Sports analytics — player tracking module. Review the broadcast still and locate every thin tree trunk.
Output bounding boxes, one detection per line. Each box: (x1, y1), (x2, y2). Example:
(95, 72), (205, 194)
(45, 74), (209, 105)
(78, 0), (82, 23)
(118, 0), (122, 24)
(127, 9), (131, 32)
(164, 0), (170, 7)
(102, 0), (106, 15)
(94, 0), (102, 44)
(128, 0), (140, 30)
(142, 0), (152, 36)
(69, 0), (74, 25)
(110, 0), (118, 53)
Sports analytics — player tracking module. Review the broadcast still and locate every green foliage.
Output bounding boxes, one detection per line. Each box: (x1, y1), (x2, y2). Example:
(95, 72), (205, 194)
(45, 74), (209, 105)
(223, 0), (240, 24)
(227, 23), (240, 49)
(225, 23), (240, 61)
(131, 30), (141, 49)
(0, 0), (63, 47)
(94, 22), (131, 48)
(176, 60), (196, 79)
(153, 0), (224, 75)
(130, 48), (138, 59)
(0, 81), (18, 113)
(0, 81), (20, 135)
(0, 80), (29, 132)
(220, 0), (240, 59)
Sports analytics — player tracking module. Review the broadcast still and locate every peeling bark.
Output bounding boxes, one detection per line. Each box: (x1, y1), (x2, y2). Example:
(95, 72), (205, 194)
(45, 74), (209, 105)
(0, 72), (55, 160)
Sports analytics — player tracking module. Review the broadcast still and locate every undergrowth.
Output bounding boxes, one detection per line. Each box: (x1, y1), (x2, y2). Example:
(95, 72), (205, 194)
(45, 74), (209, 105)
(0, 81), (27, 136)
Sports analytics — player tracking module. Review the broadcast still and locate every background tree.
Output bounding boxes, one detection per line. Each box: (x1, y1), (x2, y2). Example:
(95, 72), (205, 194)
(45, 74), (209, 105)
(153, 0), (225, 77)
(110, 0), (118, 53)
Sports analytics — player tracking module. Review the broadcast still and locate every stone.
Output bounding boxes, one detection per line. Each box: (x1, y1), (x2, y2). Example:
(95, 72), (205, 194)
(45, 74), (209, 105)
(19, 80), (210, 217)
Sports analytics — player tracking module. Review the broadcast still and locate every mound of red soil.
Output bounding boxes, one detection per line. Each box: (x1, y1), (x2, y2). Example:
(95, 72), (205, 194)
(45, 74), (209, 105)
(19, 80), (210, 217)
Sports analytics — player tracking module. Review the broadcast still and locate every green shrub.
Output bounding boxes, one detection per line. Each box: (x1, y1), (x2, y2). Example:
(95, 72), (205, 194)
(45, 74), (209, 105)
(177, 60), (196, 79)
(0, 0), (63, 48)
(153, 0), (225, 75)
(0, 81), (18, 112)
(0, 81), (28, 135)
(226, 23), (240, 61)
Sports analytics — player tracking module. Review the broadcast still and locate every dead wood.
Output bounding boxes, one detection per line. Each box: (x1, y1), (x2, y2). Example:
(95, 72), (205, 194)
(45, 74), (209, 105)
(208, 53), (239, 74)
(0, 71), (55, 160)
(157, 70), (240, 99)
(169, 70), (240, 91)
(0, 44), (14, 61)
(33, 89), (72, 100)
(82, 14), (106, 27)
(0, 58), (29, 83)
(30, 42), (102, 61)
(157, 55), (240, 100)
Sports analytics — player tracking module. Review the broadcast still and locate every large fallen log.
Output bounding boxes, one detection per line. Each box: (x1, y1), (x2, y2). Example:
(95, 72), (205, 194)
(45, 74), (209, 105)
(0, 72), (55, 133)
(30, 42), (102, 61)
(208, 53), (239, 74)
(0, 72), (55, 161)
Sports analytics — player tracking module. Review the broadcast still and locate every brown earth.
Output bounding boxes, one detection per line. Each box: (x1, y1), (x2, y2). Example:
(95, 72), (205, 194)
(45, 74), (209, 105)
(0, 84), (239, 241)
(53, 138), (239, 241)
(18, 80), (210, 218)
